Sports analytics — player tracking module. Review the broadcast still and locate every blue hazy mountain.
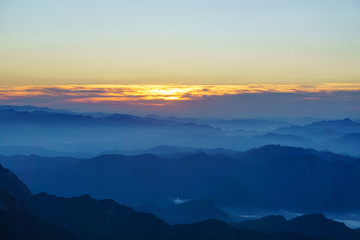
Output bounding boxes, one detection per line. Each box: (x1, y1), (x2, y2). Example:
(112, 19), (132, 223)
(0, 163), (326, 240)
(145, 114), (291, 131)
(182, 118), (291, 132)
(0, 145), (91, 158)
(249, 133), (315, 148)
(234, 145), (358, 165)
(172, 219), (322, 240)
(306, 118), (360, 131)
(0, 152), (272, 207)
(136, 199), (232, 224)
(0, 109), (227, 154)
(0, 108), (217, 128)
(233, 213), (360, 240)
(0, 105), (74, 114)
(274, 118), (360, 142)
(113, 145), (239, 158)
(1, 107), (359, 156)
(2, 145), (360, 212)
(323, 133), (360, 156)
(1, 106), (359, 239)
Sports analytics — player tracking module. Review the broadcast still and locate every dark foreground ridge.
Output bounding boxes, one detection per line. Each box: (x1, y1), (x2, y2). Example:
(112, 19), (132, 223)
(0, 163), (335, 240)
(233, 214), (360, 240)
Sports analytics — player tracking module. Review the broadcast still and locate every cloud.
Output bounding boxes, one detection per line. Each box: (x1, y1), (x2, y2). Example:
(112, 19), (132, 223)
(1, 83), (360, 101)
(1, 83), (360, 117)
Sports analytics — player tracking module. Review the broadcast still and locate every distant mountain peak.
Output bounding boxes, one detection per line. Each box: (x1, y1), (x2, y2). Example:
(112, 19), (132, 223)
(342, 117), (353, 122)
(308, 118), (356, 127)
(249, 144), (311, 154)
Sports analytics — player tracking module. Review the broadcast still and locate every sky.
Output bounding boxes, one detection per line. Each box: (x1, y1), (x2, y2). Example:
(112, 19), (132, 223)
(0, 0), (359, 117)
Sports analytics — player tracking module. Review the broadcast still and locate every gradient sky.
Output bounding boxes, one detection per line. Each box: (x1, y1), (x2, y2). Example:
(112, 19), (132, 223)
(1, 0), (360, 86)
(0, 1), (359, 118)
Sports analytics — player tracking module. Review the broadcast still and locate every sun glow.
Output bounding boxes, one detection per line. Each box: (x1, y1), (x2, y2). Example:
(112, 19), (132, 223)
(1, 83), (360, 104)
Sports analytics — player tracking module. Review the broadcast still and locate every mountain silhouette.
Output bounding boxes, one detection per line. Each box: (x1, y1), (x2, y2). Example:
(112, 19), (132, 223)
(274, 118), (360, 144)
(234, 213), (360, 240)
(173, 219), (321, 240)
(1, 107), (359, 156)
(137, 199), (231, 224)
(0, 164), (79, 240)
(2, 145), (360, 211)
(324, 133), (360, 156)
(0, 163), (325, 240)
(26, 192), (173, 240)
(0, 163), (31, 201)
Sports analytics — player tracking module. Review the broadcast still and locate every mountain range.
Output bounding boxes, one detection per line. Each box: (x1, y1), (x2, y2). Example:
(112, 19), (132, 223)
(1, 145), (360, 212)
(233, 214), (360, 240)
(1, 105), (360, 239)
(0, 163), (331, 240)
(1, 106), (359, 156)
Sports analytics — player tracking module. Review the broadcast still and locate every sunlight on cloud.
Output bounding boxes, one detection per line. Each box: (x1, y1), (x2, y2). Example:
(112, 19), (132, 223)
(1, 83), (360, 105)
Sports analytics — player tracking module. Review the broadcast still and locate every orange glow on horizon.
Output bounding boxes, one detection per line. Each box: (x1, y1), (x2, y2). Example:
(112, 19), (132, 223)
(1, 83), (360, 104)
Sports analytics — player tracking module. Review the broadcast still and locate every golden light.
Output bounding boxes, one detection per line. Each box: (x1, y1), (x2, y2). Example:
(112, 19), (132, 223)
(1, 83), (360, 104)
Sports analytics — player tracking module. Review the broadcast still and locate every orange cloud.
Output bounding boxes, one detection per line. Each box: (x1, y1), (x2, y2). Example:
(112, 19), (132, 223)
(1, 83), (360, 104)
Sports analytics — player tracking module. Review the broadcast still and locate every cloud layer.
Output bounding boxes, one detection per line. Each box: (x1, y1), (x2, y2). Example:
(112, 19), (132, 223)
(1, 83), (360, 118)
